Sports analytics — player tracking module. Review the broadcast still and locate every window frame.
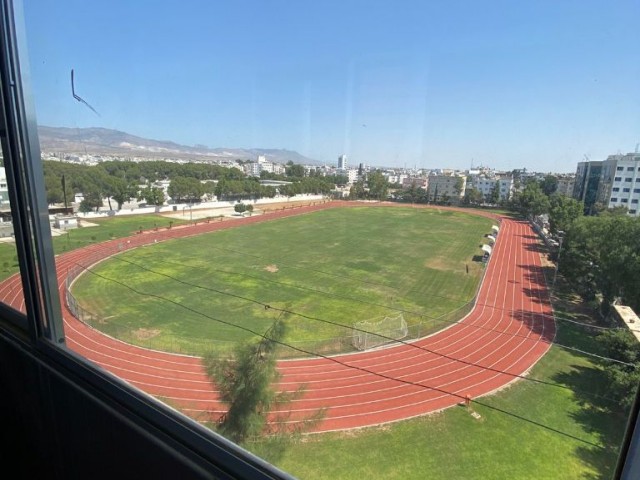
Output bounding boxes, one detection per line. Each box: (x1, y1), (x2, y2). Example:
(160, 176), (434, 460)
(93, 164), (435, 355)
(1, 1), (639, 478)
(0, 1), (296, 478)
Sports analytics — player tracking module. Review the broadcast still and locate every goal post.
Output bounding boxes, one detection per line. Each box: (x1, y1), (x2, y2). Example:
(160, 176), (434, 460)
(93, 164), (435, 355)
(352, 314), (408, 351)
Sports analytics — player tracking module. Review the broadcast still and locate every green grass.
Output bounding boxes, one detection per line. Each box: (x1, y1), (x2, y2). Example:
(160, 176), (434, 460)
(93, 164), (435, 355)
(0, 213), (188, 281)
(241, 254), (630, 479)
(70, 207), (493, 355)
(248, 306), (628, 480)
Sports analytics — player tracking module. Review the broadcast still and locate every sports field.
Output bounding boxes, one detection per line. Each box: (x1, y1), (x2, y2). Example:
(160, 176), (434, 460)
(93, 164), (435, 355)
(71, 206), (492, 355)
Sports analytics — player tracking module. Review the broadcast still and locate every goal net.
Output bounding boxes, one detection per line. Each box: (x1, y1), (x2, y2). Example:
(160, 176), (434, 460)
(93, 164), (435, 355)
(352, 314), (408, 351)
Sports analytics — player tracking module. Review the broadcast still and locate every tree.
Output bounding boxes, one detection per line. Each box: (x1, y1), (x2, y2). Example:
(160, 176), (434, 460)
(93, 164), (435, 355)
(139, 186), (165, 206)
(168, 176), (205, 203)
(454, 177), (465, 198)
(463, 188), (484, 206)
(234, 203), (247, 214)
(596, 329), (640, 408)
(539, 175), (559, 196)
(367, 171), (389, 200)
(488, 182), (501, 205)
(203, 320), (324, 445)
(285, 163), (306, 178)
(548, 194), (583, 235)
(517, 181), (550, 217)
(561, 215), (640, 312)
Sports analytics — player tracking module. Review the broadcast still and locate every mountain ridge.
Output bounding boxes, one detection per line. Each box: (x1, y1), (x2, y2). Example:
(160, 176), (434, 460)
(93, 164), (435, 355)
(37, 126), (324, 166)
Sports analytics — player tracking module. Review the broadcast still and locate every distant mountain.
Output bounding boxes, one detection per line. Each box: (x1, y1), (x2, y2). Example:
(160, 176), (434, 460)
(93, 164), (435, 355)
(37, 126), (324, 165)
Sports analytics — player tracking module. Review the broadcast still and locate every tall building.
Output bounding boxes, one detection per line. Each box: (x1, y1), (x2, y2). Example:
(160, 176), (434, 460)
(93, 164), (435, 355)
(338, 154), (347, 170)
(573, 160), (603, 213)
(573, 153), (640, 216)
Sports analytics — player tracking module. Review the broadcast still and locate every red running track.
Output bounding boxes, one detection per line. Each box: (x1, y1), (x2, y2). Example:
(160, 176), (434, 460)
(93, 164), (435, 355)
(0, 202), (555, 432)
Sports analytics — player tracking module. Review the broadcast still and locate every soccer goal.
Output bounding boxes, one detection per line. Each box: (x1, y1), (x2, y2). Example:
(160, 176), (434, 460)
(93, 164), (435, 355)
(352, 314), (408, 351)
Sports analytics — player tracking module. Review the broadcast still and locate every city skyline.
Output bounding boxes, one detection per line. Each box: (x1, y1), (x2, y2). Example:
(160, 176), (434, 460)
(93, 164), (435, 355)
(23, 1), (640, 173)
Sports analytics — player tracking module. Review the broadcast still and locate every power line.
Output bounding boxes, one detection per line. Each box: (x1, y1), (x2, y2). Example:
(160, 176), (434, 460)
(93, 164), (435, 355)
(71, 264), (605, 449)
(75, 248), (634, 369)
(74, 262), (626, 405)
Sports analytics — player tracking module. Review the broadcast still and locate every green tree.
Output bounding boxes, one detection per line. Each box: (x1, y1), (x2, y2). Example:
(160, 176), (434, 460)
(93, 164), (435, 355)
(548, 194), (583, 235)
(138, 186), (165, 206)
(367, 171), (389, 200)
(463, 188), (484, 206)
(285, 163), (306, 178)
(539, 175), (559, 196)
(517, 181), (550, 217)
(488, 182), (501, 205)
(203, 320), (324, 445)
(596, 329), (640, 408)
(234, 203), (247, 214)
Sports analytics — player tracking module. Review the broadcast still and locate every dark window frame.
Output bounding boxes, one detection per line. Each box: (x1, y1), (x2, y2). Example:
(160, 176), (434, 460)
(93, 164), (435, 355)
(0, 1), (295, 478)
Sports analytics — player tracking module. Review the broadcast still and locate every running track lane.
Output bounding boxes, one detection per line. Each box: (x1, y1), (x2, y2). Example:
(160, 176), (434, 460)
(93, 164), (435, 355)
(0, 202), (555, 432)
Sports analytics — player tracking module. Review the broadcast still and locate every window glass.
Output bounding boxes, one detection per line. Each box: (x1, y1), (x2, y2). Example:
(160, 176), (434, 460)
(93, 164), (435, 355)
(0, 149), (25, 315)
(21, 1), (640, 478)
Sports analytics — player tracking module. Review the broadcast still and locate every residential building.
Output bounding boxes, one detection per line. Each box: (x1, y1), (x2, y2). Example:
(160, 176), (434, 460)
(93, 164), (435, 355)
(555, 175), (575, 197)
(467, 174), (514, 201)
(573, 153), (640, 216)
(427, 174), (466, 203)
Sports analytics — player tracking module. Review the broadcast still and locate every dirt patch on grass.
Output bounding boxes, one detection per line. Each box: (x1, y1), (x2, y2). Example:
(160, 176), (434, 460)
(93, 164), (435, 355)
(264, 264), (279, 273)
(424, 257), (452, 270)
(132, 328), (161, 340)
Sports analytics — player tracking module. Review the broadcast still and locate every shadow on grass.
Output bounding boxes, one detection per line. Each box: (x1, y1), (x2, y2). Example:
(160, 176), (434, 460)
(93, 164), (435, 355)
(552, 364), (628, 480)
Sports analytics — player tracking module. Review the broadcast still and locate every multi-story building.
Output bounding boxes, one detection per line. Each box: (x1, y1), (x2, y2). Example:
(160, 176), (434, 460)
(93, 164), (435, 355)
(573, 153), (640, 216)
(338, 154), (347, 170)
(0, 167), (9, 207)
(573, 160), (603, 213)
(555, 175), (575, 196)
(466, 174), (514, 201)
(427, 174), (466, 203)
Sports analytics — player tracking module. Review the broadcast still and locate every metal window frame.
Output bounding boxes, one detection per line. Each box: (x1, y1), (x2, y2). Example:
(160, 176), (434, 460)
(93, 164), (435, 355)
(0, 1), (296, 478)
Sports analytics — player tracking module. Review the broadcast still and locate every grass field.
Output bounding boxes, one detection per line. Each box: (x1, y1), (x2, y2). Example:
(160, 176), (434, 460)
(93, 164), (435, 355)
(0, 213), (189, 281)
(246, 275), (628, 480)
(70, 206), (493, 355)
(254, 341), (625, 480)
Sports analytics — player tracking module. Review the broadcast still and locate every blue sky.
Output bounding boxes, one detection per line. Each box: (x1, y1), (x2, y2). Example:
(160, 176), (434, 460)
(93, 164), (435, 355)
(22, 0), (640, 172)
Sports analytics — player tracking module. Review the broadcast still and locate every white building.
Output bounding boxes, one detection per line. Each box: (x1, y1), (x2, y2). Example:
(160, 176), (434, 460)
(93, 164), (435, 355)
(427, 174), (466, 203)
(338, 154), (347, 170)
(0, 167), (9, 207)
(467, 175), (514, 201)
(597, 153), (640, 216)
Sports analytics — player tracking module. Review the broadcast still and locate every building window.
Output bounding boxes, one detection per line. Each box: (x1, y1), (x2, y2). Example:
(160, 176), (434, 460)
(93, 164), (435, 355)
(630, 210), (637, 214)
(625, 178), (633, 182)
(621, 198), (629, 203)
(632, 199), (639, 204)
(617, 166), (624, 171)
(613, 187), (620, 192)
(615, 177), (622, 182)
(628, 167), (635, 171)
(623, 188), (630, 193)
(635, 189), (640, 193)
(611, 198), (618, 202)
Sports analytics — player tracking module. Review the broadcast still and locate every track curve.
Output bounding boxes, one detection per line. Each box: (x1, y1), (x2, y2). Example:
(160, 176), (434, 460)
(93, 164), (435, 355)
(0, 202), (555, 432)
